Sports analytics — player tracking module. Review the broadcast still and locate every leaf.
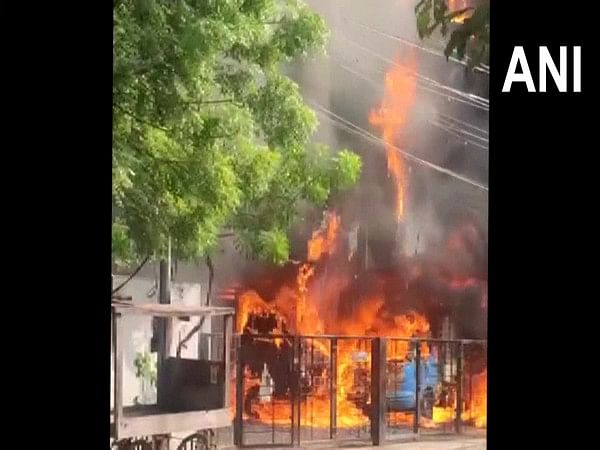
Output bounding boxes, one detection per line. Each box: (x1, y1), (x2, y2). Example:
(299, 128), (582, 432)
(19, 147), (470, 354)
(113, 0), (362, 264)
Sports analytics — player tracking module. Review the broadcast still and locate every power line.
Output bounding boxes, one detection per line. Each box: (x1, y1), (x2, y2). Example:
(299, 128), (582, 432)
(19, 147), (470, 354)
(310, 101), (488, 192)
(329, 56), (489, 148)
(332, 35), (489, 110)
(437, 112), (488, 136)
(330, 54), (488, 113)
(432, 117), (489, 143)
(331, 55), (488, 119)
(428, 119), (488, 150)
(344, 18), (490, 75)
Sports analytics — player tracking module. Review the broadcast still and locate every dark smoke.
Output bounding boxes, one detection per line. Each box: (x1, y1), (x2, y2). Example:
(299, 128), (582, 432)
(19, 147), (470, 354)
(231, 0), (487, 340)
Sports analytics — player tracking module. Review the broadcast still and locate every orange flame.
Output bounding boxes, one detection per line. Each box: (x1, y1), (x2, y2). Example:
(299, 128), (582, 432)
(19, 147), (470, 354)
(422, 368), (487, 428)
(307, 212), (341, 262)
(234, 212), (486, 430)
(447, 0), (474, 24)
(369, 56), (417, 222)
(465, 369), (487, 427)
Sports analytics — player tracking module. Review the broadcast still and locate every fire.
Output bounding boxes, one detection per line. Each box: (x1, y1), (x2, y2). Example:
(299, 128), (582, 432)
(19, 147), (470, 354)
(422, 368), (487, 428)
(236, 213), (442, 430)
(465, 369), (487, 428)
(432, 406), (456, 424)
(307, 211), (340, 262)
(236, 171), (487, 434)
(447, 0), (474, 24)
(369, 55), (417, 222)
(235, 211), (487, 432)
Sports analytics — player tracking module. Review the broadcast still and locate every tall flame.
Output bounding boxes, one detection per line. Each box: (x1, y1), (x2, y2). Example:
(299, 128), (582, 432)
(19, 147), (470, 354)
(228, 6), (488, 434)
(369, 55), (417, 222)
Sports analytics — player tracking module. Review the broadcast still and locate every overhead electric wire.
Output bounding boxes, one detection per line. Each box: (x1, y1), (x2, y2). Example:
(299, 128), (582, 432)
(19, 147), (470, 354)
(309, 101), (488, 192)
(346, 18), (490, 75)
(330, 54), (488, 112)
(437, 112), (488, 135)
(332, 35), (489, 111)
(328, 56), (489, 149)
(433, 117), (489, 143)
(428, 120), (488, 149)
(331, 55), (488, 121)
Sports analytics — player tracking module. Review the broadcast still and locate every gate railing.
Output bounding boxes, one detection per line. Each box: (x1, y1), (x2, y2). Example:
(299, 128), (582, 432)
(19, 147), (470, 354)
(234, 334), (486, 447)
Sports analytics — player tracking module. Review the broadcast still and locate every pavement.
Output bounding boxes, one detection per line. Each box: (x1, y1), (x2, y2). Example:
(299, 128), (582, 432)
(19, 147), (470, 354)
(330, 438), (486, 449)
(224, 436), (486, 450)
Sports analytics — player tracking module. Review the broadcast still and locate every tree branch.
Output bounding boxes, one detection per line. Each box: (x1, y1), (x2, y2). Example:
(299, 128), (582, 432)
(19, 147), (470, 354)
(175, 255), (215, 357)
(176, 317), (205, 357)
(112, 255), (151, 296)
(113, 104), (170, 132)
(186, 98), (235, 105)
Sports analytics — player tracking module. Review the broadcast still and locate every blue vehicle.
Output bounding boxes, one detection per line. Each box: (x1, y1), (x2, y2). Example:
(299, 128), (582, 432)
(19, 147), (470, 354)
(386, 356), (439, 418)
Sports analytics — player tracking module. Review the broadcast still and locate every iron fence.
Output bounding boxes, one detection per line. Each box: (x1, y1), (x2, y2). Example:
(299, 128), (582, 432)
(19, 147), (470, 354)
(234, 334), (486, 447)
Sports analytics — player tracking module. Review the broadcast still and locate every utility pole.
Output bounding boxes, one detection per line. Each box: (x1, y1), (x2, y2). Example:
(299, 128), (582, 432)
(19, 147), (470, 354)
(155, 238), (172, 450)
(158, 237), (172, 359)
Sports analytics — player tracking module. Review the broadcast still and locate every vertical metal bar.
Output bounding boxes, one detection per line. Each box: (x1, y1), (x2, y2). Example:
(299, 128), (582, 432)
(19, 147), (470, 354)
(291, 335), (300, 446)
(296, 336), (302, 446)
(413, 340), (421, 435)
(113, 309), (123, 439)
(290, 337), (295, 447)
(451, 341), (455, 379)
(272, 393), (275, 444)
(310, 338), (314, 441)
(455, 342), (464, 434)
(371, 337), (386, 445)
(234, 335), (244, 447)
(469, 371), (473, 421)
(330, 338), (337, 440)
(223, 315), (233, 408)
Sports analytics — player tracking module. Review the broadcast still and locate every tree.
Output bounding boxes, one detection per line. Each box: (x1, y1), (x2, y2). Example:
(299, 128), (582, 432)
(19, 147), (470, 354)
(113, 0), (362, 266)
(415, 0), (489, 70)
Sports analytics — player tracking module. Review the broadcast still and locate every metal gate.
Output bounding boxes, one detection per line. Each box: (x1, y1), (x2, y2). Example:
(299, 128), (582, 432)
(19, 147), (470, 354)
(235, 334), (297, 447)
(234, 334), (486, 447)
(234, 334), (375, 447)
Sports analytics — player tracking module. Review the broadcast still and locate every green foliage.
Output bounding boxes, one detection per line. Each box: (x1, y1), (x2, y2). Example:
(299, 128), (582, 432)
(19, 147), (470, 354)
(133, 352), (157, 387)
(113, 0), (361, 265)
(415, 0), (489, 70)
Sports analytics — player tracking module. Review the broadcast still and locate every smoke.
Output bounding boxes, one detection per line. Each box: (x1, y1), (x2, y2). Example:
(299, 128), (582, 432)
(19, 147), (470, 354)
(225, 0), (488, 339)
(288, 0), (488, 254)
(301, 0), (486, 336)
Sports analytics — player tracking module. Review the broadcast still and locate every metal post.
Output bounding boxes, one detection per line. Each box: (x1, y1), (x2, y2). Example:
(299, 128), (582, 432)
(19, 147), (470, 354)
(292, 336), (301, 446)
(330, 338), (337, 439)
(413, 340), (421, 435)
(455, 342), (464, 434)
(113, 309), (123, 438)
(223, 314), (233, 408)
(156, 257), (171, 407)
(234, 335), (244, 446)
(310, 339), (314, 441)
(371, 337), (387, 446)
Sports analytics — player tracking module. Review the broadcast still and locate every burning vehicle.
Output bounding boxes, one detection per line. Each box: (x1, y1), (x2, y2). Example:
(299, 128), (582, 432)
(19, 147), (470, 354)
(386, 355), (439, 417)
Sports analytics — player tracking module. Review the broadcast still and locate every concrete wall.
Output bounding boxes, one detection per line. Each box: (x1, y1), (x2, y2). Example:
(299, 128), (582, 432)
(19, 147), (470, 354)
(111, 275), (208, 408)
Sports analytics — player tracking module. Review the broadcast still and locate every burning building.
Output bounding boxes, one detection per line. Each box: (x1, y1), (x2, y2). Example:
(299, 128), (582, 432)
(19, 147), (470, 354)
(233, 207), (486, 443)
(227, 1), (487, 445)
